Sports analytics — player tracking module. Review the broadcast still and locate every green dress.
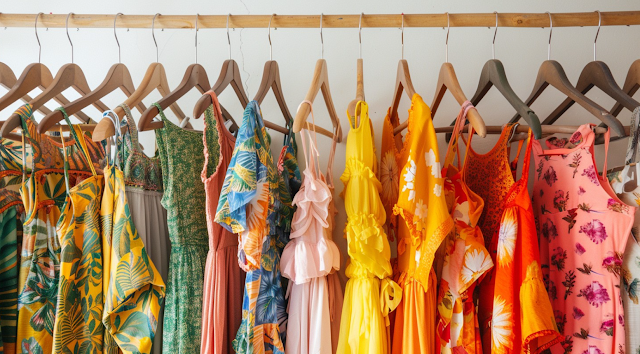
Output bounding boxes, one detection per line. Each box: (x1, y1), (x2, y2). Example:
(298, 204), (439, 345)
(154, 104), (208, 353)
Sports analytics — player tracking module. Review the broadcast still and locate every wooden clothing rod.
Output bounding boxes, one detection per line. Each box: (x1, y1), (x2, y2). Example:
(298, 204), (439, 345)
(1, 12), (640, 29)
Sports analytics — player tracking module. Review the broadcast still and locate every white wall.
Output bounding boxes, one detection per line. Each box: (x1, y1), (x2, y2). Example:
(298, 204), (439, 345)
(2, 0), (640, 282)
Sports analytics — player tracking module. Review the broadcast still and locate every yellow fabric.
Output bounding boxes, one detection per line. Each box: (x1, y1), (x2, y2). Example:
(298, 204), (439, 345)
(337, 101), (401, 354)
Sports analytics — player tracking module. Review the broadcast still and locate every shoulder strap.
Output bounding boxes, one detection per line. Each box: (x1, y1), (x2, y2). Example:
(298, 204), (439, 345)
(118, 103), (142, 154)
(444, 101), (474, 171)
(602, 128), (611, 178)
(625, 107), (640, 165)
(518, 128), (534, 185)
(152, 102), (169, 124)
(57, 107), (97, 177)
(296, 100), (321, 178)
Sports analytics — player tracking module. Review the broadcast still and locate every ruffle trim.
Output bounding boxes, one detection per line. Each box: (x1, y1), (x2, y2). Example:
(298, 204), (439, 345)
(280, 238), (341, 284)
(340, 158), (382, 199)
(344, 213), (392, 279)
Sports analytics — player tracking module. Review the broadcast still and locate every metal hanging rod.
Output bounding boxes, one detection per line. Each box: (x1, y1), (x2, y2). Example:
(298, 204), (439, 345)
(0, 12), (639, 29)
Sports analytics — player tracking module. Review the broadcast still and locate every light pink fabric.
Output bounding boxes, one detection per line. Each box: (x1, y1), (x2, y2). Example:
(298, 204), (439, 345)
(200, 91), (246, 354)
(281, 100), (343, 354)
(533, 124), (635, 354)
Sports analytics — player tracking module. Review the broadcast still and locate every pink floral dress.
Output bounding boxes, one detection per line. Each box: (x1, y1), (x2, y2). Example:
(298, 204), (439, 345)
(533, 124), (635, 354)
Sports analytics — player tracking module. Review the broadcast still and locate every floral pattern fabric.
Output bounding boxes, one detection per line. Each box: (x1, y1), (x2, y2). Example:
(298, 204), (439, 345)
(215, 101), (299, 354)
(533, 124), (634, 354)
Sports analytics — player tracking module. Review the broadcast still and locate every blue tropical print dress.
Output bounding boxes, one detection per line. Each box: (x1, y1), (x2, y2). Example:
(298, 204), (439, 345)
(215, 101), (300, 354)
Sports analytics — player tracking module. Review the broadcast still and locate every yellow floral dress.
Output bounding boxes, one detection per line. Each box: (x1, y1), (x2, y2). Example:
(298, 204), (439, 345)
(337, 101), (401, 354)
(101, 159), (165, 354)
(390, 94), (453, 353)
(52, 110), (105, 353)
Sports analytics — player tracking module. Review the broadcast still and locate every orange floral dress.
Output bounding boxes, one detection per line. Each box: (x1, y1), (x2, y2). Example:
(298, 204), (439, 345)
(388, 94), (453, 353)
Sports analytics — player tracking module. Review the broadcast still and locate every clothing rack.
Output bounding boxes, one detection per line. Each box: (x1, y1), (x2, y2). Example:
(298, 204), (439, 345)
(0, 12), (639, 29)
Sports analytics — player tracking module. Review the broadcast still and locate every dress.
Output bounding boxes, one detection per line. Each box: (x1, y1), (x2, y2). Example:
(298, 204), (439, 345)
(280, 101), (343, 354)
(15, 105), (104, 354)
(608, 107), (640, 354)
(336, 101), (401, 354)
(199, 92), (245, 354)
(387, 94), (453, 353)
(215, 100), (300, 354)
(101, 161), (166, 354)
(154, 103), (209, 354)
(118, 103), (171, 354)
(532, 124), (632, 354)
(52, 110), (105, 353)
(435, 102), (493, 354)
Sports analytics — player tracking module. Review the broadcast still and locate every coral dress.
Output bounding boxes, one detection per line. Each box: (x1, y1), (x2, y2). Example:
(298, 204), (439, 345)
(199, 92), (245, 354)
(533, 125), (634, 354)
(280, 101), (343, 354)
(337, 101), (401, 354)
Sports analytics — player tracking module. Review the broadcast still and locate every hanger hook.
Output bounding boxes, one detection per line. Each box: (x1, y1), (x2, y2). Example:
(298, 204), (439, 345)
(34, 12), (43, 63)
(359, 13), (363, 59)
(546, 11), (553, 60)
(152, 13), (160, 62)
(492, 11), (498, 60)
(195, 13), (199, 64)
(114, 13), (123, 64)
(227, 14), (231, 60)
(594, 10), (601, 61)
(320, 13), (324, 59)
(445, 12), (450, 63)
(268, 14), (275, 60)
(66, 13), (74, 64)
(401, 13), (404, 60)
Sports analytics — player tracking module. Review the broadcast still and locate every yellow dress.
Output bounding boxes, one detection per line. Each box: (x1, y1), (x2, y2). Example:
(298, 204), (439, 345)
(52, 115), (105, 353)
(390, 94), (453, 353)
(337, 101), (401, 354)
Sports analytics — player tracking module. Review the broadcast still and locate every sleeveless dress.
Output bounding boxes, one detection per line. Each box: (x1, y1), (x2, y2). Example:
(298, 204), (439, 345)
(14, 105), (104, 354)
(336, 101), (401, 354)
(533, 124), (634, 354)
(280, 101), (343, 354)
(215, 100), (300, 354)
(0, 135), (27, 354)
(101, 127), (165, 354)
(199, 91), (245, 354)
(154, 103), (209, 354)
(53, 108), (106, 353)
(435, 102), (493, 354)
(118, 103), (170, 354)
(387, 94), (452, 353)
(608, 107), (640, 354)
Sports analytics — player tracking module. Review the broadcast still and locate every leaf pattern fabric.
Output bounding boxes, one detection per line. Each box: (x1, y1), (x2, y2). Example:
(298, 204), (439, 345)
(101, 165), (165, 354)
(0, 207), (19, 354)
(154, 104), (209, 354)
(533, 124), (634, 354)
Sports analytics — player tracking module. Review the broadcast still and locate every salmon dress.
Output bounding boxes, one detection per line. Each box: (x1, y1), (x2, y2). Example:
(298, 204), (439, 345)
(533, 125), (634, 354)
(336, 101), (401, 354)
(200, 91), (245, 354)
(280, 101), (343, 354)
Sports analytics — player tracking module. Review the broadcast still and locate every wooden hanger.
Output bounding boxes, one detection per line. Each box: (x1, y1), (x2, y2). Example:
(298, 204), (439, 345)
(509, 12), (625, 137)
(193, 59), (245, 129)
(251, 15), (291, 135)
(347, 13), (365, 122)
(611, 59), (640, 117)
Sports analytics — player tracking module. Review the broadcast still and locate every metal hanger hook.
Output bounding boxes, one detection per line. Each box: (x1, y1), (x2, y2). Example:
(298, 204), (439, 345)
(34, 12), (43, 63)
(359, 12), (363, 59)
(445, 12), (450, 63)
(66, 12), (74, 63)
(268, 14), (275, 60)
(114, 13), (123, 63)
(195, 13), (199, 64)
(546, 11), (553, 60)
(401, 13), (404, 60)
(227, 14), (231, 60)
(320, 13), (324, 59)
(152, 13), (160, 62)
(492, 11), (498, 59)
(594, 10), (601, 61)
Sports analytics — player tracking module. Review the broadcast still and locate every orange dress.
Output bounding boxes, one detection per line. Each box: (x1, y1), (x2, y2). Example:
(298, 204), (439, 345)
(385, 94), (453, 353)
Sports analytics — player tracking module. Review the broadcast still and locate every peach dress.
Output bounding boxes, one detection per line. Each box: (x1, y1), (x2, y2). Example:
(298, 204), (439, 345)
(280, 101), (343, 354)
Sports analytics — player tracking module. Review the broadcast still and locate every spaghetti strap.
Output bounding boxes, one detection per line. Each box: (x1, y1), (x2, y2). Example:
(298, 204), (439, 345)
(57, 107), (97, 177)
(444, 101), (474, 172)
(118, 103), (143, 154)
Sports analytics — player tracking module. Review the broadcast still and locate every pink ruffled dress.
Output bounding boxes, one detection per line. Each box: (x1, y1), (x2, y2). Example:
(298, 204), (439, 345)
(280, 101), (344, 354)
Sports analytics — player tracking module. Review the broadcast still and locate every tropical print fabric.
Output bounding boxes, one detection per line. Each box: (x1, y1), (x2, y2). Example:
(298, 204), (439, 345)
(0, 208), (19, 354)
(386, 94), (453, 353)
(154, 104), (209, 354)
(101, 164), (165, 354)
(436, 103), (493, 354)
(215, 101), (299, 354)
(337, 101), (401, 354)
(533, 124), (632, 354)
